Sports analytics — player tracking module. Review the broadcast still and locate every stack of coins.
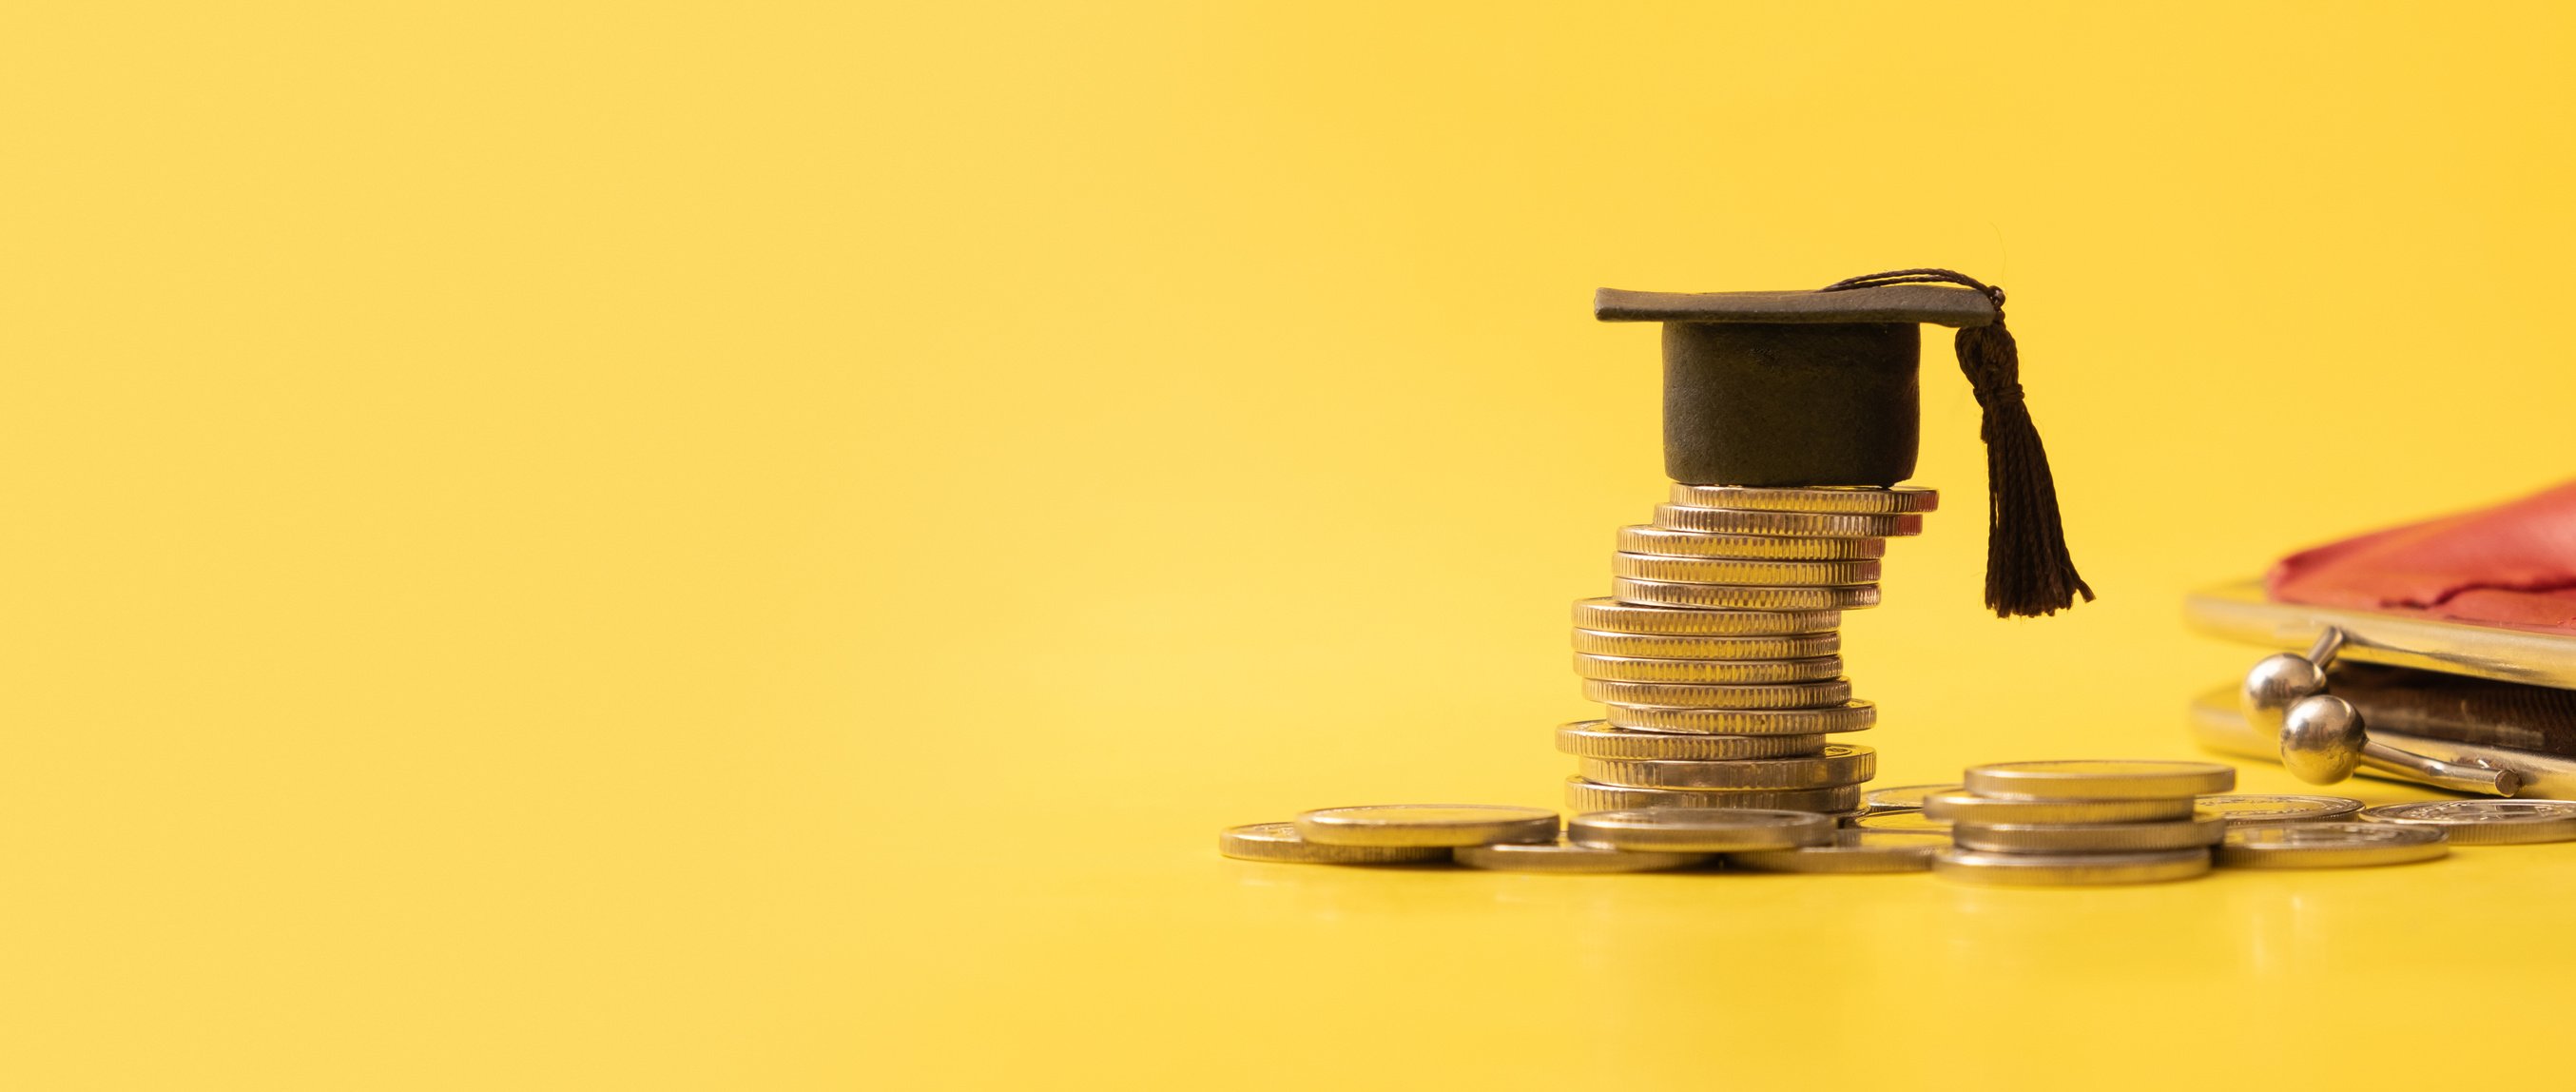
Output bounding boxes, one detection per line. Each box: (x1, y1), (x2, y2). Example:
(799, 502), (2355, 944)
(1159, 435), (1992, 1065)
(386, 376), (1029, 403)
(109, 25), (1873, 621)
(1561, 484), (1932, 816)
(1926, 761), (2237, 886)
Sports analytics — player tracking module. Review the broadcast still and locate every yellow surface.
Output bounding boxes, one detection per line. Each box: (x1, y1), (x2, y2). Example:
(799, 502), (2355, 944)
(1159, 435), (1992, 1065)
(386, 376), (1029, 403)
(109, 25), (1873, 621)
(9, 3), (2576, 1088)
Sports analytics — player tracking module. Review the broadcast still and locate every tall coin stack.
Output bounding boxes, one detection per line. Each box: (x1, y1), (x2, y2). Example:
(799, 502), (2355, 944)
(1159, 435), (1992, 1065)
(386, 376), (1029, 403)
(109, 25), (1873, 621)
(1559, 483), (1937, 817)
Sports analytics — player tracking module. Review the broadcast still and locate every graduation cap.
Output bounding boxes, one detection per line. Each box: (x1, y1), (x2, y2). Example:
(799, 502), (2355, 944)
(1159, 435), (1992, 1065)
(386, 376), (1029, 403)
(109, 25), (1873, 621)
(1596, 268), (2092, 618)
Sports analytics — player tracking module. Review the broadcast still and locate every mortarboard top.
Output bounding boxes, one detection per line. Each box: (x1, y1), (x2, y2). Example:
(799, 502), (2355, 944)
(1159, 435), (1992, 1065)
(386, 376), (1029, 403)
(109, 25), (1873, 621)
(1592, 268), (2090, 618)
(1594, 283), (1999, 327)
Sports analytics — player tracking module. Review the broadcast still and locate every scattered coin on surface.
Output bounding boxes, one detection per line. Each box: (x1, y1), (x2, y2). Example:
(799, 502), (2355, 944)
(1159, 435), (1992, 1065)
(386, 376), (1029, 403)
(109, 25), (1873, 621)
(1726, 829), (1950, 874)
(1294, 805), (1560, 848)
(2215, 822), (2448, 868)
(1963, 759), (2237, 800)
(1924, 791), (2198, 826)
(1949, 814), (2228, 854)
(2357, 799), (2576, 846)
(1217, 823), (1454, 866)
(1454, 837), (1711, 873)
(2194, 793), (2365, 826)
(1931, 848), (2213, 887)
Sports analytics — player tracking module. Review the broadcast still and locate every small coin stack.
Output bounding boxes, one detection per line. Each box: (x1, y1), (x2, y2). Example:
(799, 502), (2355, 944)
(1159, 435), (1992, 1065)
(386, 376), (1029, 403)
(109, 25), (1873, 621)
(1925, 760), (2237, 886)
(1561, 483), (1932, 817)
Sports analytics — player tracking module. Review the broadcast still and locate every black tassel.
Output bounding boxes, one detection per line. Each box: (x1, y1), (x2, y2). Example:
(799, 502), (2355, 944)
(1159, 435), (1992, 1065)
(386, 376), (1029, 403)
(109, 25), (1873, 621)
(1816, 268), (2092, 618)
(1955, 314), (2092, 617)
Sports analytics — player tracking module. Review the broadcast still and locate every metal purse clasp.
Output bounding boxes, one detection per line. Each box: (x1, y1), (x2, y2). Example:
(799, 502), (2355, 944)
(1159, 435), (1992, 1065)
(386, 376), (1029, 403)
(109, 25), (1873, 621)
(2241, 627), (2522, 796)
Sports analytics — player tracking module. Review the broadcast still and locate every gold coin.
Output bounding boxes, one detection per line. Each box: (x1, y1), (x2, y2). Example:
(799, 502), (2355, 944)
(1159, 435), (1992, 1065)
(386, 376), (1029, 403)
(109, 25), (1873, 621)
(1216, 822), (1454, 866)
(1570, 629), (1842, 660)
(1566, 807), (1835, 852)
(1668, 484), (1941, 515)
(1612, 577), (1881, 612)
(1603, 700), (1876, 735)
(1931, 848), (2213, 887)
(1553, 721), (1830, 760)
(1923, 791), (2200, 826)
(2215, 822), (2448, 868)
(1582, 677), (1853, 710)
(1949, 815), (2228, 853)
(1454, 837), (1711, 873)
(1294, 804), (1560, 848)
(1611, 554), (1883, 587)
(1571, 597), (1840, 635)
(1850, 809), (1949, 832)
(1962, 760), (2237, 800)
(1863, 784), (1961, 812)
(1579, 745), (1876, 790)
(1655, 504), (1924, 538)
(1564, 777), (1864, 813)
(1726, 829), (1950, 873)
(2195, 794), (2366, 826)
(1573, 653), (1845, 684)
(1617, 525), (1886, 560)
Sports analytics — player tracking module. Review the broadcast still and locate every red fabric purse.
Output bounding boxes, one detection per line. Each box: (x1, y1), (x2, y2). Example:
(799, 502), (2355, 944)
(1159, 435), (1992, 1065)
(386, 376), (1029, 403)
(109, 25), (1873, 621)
(2267, 480), (2576, 632)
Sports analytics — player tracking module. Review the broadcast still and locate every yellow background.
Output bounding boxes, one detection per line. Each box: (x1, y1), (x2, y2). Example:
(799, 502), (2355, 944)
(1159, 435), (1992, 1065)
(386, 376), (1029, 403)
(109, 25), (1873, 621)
(7, 2), (2575, 1088)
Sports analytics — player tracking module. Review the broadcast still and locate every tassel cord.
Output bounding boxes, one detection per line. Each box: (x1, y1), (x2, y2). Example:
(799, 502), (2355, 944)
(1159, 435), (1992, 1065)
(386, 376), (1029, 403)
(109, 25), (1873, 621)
(1821, 269), (2092, 617)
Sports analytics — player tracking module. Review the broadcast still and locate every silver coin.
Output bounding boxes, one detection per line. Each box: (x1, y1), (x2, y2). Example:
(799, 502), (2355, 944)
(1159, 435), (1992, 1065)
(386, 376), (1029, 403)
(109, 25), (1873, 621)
(1567, 807), (1835, 852)
(1573, 653), (1845, 684)
(1217, 822), (1454, 866)
(1611, 554), (1883, 587)
(1553, 721), (1829, 760)
(1564, 777), (1864, 814)
(1950, 814), (2228, 854)
(2357, 799), (2576, 845)
(1454, 837), (1711, 873)
(1667, 483), (1940, 515)
(1612, 576), (1880, 612)
(1293, 804), (1560, 848)
(1579, 745), (1876, 790)
(1924, 791), (2199, 826)
(1603, 700), (1876, 735)
(1582, 677), (1854, 711)
(1850, 809), (1949, 832)
(1863, 784), (1962, 812)
(1655, 504), (1924, 538)
(1932, 848), (2212, 887)
(1616, 525), (1886, 560)
(2195, 793), (2365, 826)
(2215, 822), (2448, 868)
(1964, 760), (2237, 800)
(1726, 829), (1950, 873)
(1570, 597), (1841, 636)
(1570, 629), (1842, 660)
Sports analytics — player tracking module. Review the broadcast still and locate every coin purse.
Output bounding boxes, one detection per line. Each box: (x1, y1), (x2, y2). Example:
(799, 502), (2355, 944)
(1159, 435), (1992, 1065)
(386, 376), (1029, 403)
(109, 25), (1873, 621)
(2186, 483), (2576, 797)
